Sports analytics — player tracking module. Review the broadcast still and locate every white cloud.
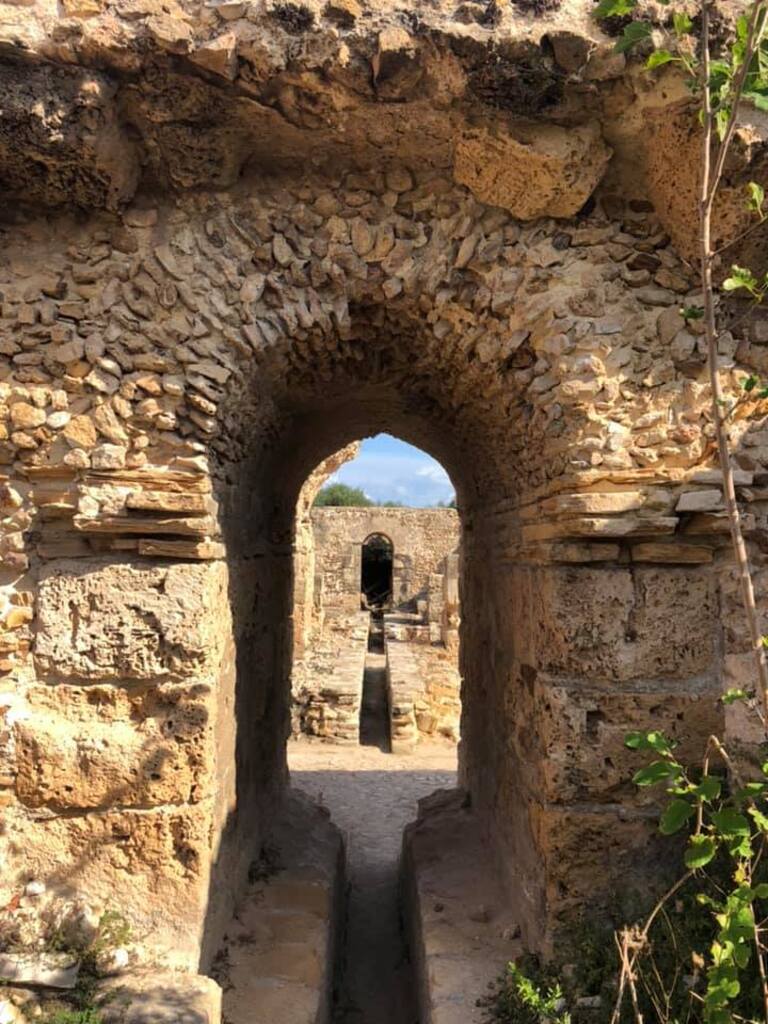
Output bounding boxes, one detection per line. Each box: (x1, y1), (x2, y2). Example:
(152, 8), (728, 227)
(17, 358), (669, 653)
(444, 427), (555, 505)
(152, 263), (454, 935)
(315, 435), (456, 507)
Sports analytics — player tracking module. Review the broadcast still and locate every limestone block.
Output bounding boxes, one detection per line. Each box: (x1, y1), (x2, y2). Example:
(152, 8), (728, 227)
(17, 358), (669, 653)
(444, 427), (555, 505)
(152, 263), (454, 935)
(99, 971), (222, 1024)
(646, 100), (768, 270)
(630, 541), (713, 563)
(453, 122), (611, 219)
(530, 804), (666, 925)
(511, 565), (718, 683)
(13, 683), (211, 810)
(0, 953), (78, 988)
(536, 489), (674, 517)
(524, 680), (722, 803)
(1, 803), (212, 969)
(34, 559), (229, 681)
(676, 488), (723, 512)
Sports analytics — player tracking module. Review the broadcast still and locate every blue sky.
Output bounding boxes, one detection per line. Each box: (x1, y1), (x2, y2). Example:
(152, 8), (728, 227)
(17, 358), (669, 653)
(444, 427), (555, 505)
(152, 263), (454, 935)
(328, 434), (455, 507)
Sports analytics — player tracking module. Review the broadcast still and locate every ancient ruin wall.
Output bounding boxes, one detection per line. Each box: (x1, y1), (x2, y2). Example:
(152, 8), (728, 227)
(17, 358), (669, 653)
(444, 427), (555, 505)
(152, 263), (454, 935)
(0, 0), (766, 974)
(293, 442), (361, 661)
(310, 507), (460, 611)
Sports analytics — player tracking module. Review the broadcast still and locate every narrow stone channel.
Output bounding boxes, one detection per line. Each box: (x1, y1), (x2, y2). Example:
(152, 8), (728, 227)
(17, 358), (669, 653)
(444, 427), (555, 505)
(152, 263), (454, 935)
(289, 729), (456, 1023)
(360, 613), (390, 751)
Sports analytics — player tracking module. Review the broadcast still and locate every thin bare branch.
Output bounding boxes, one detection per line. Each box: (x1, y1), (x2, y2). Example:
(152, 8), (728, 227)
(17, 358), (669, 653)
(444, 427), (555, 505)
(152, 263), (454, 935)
(700, 0), (768, 723)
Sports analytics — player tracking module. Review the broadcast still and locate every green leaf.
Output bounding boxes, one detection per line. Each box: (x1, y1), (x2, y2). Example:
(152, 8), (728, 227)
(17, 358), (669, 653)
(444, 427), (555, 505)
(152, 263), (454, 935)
(748, 806), (768, 832)
(747, 181), (765, 216)
(715, 107), (731, 141)
(753, 883), (768, 898)
(723, 265), (759, 293)
(681, 305), (704, 321)
(738, 781), (767, 797)
(647, 49), (676, 69)
(614, 20), (652, 54)
(712, 808), (751, 836)
(743, 90), (768, 111)
(633, 760), (682, 787)
(660, 797), (694, 834)
(594, 0), (637, 16)
(694, 776), (722, 801)
(624, 730), (674, 754)
(734, 943), (752, 969)
(709, 59), (731, 81)
(741, 377), (758, 394)
(685, 834), (717, 868)
(672, 11), (692, 35)
(727, 834), (754, 858)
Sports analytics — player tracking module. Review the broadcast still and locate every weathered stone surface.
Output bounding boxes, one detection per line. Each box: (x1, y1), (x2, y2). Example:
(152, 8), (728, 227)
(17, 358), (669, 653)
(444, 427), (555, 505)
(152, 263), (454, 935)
(34, 560), (228, 680)
(676, 488), (724, 512)
(0, 61), (138, 210)
(13, 683), (211, 810)
(529, 681), (722, 804)
(646, 99), (768, 269)
(0, 953), (78, 989)
(99, 971), (222, 1024)
(454, 123), (611, 219)
(630, 541), (714, 563)
(1, 804), (212, 968)
(511, 565), (718, 683)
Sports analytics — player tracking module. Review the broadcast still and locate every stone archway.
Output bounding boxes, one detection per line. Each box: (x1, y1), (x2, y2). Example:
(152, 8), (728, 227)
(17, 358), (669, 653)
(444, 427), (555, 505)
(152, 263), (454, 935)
(1, 1), (766, 998)
(0, 177), (742, 974)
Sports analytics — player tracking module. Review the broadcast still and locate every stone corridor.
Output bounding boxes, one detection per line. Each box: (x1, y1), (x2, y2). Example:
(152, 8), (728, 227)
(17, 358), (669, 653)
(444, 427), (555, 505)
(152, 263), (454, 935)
(289, 739), (457, 1024)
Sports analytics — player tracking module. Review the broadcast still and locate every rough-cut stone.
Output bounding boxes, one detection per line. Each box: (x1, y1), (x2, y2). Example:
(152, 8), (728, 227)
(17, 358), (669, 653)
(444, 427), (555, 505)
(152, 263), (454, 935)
(99, 971), (222, 1024)
(34, 560), (228, 680)
(0, 953), (78, 989)
(454, 123), (611, 219)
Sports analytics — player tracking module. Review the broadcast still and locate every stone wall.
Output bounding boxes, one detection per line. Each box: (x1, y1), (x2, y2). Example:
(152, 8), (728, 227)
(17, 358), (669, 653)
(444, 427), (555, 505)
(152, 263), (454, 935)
(292, 507), (460, 742)
(0, 0), (766, 979)
(292, 443), (360, 662)
(310, 507), (460, 613)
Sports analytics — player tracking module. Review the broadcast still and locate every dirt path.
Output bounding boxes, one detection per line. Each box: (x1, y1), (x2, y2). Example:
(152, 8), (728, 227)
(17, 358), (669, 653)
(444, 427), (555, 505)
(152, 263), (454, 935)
(288, 738), (457, 1024)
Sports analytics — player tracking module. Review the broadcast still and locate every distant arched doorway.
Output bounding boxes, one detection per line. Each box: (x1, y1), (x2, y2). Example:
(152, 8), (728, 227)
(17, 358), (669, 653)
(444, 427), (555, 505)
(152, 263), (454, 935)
(361, 534), (394, 609)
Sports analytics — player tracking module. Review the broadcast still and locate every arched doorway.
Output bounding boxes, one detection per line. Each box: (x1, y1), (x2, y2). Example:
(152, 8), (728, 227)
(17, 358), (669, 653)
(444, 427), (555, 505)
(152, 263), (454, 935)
(360, 533), (394, 610)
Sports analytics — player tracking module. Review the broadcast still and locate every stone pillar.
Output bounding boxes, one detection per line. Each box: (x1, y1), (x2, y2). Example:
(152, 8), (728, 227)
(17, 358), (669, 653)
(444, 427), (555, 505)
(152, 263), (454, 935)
(3, 557), (234, 970)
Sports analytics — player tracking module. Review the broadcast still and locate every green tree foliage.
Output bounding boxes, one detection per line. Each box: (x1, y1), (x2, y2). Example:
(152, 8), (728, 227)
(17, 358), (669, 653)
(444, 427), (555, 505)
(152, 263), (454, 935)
(313, 485), (456, 508)
(313, 483), (374, 507)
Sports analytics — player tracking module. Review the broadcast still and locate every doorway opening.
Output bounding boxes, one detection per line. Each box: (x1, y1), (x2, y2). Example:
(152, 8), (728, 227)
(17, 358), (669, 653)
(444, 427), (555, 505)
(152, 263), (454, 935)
(290, 435), (462, 749)
(361, 534), (394, 610)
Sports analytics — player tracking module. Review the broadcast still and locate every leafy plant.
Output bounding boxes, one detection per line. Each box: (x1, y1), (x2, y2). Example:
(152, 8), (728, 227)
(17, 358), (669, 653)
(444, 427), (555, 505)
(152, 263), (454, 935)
(41, 1011), (103, 1024)
(485, 961), (572, 1024)
(613, 728), (768, 1024)
(35, 911), (132, 1024)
